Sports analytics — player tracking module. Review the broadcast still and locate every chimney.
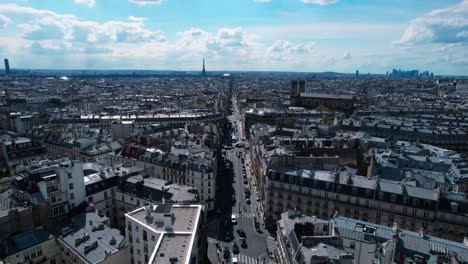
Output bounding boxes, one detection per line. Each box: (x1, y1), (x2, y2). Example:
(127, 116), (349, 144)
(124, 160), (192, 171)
(164, 212), (173, 231)
(144, 205), (151, 218)
(392, 222), (398, 239)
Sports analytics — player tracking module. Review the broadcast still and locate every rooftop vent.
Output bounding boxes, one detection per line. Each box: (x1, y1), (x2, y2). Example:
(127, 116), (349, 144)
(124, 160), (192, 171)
(84, 241), (98, 254)
(92, 224), (105, 232)
(75, 233), (90, 246)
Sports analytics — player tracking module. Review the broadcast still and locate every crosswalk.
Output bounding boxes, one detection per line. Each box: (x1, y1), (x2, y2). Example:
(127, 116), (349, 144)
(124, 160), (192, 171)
(235, 213), (256, 218)
(266, 237), (277, 253)
(235, 254), (258, 264)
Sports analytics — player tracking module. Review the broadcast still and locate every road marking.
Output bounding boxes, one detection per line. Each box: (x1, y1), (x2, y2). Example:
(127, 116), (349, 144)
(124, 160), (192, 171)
(236, 213), (256, 218)
(266, 237), (277, 253)
(236, 254), (257, 264)
(207, 237), (218, 243)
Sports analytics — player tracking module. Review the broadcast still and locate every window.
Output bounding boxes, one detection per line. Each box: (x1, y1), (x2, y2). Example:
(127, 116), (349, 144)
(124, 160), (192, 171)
(403, 197), (408, 204)
(143, 230), (147, 241)
(70, 193), (75, 200)
(378, 192), (384, 200)
(68, 173), (72, 179)
(350, 241), (355, 249)
(352, 187), (357, 195)
(423, 211), (429, 218)
(88, 196), (93, 203)
(69, 183), (74, 190)
(151, 235), (156, 241)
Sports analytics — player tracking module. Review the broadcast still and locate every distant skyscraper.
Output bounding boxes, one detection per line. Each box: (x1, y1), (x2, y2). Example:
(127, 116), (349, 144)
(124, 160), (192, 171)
(201, 58), (207, 76)
(355, 70), (359, 78)
(4, 59), (10, 75)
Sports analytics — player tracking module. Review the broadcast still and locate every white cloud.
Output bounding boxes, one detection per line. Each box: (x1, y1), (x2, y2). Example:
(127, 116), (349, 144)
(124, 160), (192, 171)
(128, 0), (162, 6)
(343, 50), (351, 60)
(175, 27), (259, 61)
(128, 16), (147, 23)
(254, 0), (272, 3)
(396, 0), (468, 45)
(302, 0), (337, 5)
(267, 40), (316, 61)
(0, 14), (11, 28)
(74, 0), (96, 8)
(0, 4), (166, 45)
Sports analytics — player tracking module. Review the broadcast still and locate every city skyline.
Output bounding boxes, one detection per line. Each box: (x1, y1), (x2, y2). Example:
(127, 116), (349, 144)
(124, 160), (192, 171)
(0, 0), (467, 75)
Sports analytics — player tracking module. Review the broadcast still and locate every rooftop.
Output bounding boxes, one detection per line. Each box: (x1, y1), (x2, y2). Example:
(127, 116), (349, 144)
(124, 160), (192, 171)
(59, 212), (127, 264)
(125, 204), (202, 264)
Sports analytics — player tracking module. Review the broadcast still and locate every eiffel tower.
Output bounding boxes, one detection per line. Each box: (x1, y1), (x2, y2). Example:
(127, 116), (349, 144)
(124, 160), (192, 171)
(201, 58), (207, 76)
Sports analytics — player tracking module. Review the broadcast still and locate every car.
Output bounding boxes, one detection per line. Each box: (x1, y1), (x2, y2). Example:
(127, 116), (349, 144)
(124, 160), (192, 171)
(224, 232), (233, 242)
(246, 198), (251, 204)
(240, 238), (248, 248)
(232, 243), (240, 254)
(223, 247), (230, 259)
(236, 229), (246, 238)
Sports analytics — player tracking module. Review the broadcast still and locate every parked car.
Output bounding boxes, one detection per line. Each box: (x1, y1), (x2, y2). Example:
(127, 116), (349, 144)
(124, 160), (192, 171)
(232, 243), (240, 254)
(236, 229), (246, 238)
(240, 238), (248, 248)
(223, 247), (230, 259)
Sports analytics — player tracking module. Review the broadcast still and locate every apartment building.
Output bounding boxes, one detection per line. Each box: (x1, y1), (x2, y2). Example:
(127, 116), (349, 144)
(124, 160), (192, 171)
(277, 210), (468, 264)
(125, 203), (207, 264)
(266, 167), (468, 242)
(58, 212), (128, 264)
(15, 159), (86, 226)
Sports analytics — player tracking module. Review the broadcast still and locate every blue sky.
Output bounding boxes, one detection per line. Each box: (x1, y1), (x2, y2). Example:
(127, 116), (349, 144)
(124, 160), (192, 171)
(0, 0), (467, 74)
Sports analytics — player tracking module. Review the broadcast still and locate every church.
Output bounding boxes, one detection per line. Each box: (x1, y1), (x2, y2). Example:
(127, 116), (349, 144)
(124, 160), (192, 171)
(289, 80), (355, 113)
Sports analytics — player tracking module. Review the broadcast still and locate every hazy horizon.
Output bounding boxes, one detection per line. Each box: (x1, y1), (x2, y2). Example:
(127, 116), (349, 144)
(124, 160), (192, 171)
(0, 0), (467, 75)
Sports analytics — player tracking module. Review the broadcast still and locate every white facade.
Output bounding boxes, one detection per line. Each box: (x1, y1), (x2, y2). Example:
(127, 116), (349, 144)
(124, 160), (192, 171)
(125, 204), (206, 264)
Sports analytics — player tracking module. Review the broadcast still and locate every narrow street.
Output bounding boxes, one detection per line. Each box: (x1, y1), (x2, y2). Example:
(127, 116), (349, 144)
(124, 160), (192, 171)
(206, 95), (276, 263)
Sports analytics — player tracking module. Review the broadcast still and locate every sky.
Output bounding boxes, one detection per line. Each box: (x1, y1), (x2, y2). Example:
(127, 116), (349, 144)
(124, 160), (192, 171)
(0, 0), (467, 75)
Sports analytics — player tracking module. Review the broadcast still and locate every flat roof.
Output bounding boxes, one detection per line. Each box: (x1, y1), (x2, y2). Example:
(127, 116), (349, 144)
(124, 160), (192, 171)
(126, 204), (202, 264)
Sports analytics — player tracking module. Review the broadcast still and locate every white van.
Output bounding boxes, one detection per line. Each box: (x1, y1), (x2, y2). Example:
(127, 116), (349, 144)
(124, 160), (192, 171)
(231, 214), (237, 224)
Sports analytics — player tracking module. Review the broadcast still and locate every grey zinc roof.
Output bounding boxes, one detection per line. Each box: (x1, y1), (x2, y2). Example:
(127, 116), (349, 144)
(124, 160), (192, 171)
(301, 242), (351, 262)
(13, 229), (53, 251)
(333, 216), (468, 262)
(313, 170), (335, 183)
(378, 180), (403, 194)
(338, 172), (376, 190)
(404, 185), (438, 201)
(60, 212), (126, 264)
(299, 93), (354, 100)
(155, 203), (173, 213)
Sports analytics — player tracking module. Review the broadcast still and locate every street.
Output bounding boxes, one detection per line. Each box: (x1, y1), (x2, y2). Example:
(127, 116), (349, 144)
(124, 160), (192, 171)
(206, 96), (276, 264)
